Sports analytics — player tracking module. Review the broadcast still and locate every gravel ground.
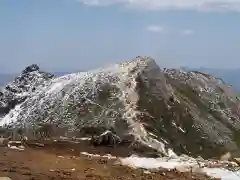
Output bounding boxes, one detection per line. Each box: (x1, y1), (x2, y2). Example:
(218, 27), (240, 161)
(0, 140), (217, 180)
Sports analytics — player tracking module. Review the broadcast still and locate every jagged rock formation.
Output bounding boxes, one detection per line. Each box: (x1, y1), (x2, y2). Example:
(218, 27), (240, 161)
(1, 56), (240, 159)
(0, 64), (54, 118)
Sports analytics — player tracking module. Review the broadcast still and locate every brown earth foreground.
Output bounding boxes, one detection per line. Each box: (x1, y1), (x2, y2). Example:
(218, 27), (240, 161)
(0, 140), (217, 180)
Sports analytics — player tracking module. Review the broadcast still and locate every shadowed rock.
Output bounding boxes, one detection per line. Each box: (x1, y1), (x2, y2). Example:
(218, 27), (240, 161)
(91, 130), (121, 146)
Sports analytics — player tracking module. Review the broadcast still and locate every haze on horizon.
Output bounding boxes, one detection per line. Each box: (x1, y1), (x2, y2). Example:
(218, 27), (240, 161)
(0, 0), (240, 73)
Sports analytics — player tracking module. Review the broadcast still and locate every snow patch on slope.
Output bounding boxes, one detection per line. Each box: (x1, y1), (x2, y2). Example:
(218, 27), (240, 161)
(0, 104), (22, 126)
(120, 155), (240, 180)
(80, 151), (240, 180)
(203, 168), (240, 180)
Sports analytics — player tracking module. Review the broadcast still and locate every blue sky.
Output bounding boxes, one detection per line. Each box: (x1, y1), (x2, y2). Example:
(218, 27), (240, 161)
(0, 0), (240, 73)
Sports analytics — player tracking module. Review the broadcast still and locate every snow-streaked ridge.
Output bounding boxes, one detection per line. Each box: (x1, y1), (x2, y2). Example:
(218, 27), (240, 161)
(0, 56), (173, 156)
(1, 56), (240, 159)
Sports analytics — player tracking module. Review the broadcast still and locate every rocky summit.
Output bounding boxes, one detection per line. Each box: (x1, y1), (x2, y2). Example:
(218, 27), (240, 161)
(1, 56), (240, 159)
(0, 64), (54, 118)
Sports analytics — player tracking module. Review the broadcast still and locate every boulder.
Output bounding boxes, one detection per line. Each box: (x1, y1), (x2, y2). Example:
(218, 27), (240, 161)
(91, 130), (121, 146)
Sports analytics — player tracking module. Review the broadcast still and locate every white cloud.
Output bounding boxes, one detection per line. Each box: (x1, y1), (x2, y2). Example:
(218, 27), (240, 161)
(77, 0), (240, 11)
(182, 29), (194, 35)
(147, 25), (164, 33)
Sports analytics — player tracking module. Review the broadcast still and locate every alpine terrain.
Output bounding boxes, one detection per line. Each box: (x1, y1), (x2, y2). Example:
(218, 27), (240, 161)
(1, 56), (240, 179)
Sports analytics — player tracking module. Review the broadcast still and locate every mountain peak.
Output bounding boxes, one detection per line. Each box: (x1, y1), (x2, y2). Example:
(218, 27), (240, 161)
(0, 64), (54, 117)
(1, 57), (240, 159)
(22, 64), (40, 74)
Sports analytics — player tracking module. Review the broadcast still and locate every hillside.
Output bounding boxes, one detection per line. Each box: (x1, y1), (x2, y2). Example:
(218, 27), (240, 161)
(182, 67), (240, 92)
(2, 67), (240, 92)
(0, 56), (240, 160)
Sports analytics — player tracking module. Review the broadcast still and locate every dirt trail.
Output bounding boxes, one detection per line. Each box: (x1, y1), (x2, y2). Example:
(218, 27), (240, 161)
(0, 140), (216, 180)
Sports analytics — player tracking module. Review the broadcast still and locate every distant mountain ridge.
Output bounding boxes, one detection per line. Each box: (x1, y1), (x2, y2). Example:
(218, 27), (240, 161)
(2, 68), (240, 91)
(181, 67), (240, 92)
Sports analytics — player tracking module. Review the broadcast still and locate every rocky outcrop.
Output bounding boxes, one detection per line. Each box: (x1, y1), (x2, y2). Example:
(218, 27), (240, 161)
(1, 57), (240, 159)
(0, 64), (54, 117)
(91, 130), (121, 146)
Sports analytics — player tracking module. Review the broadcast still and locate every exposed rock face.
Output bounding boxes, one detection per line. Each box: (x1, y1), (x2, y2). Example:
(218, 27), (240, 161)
(1, 57), (240, 159)
(0, 64), (54, 118)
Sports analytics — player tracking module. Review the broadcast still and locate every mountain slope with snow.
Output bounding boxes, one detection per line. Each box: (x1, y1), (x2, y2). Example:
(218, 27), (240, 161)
(1, 56), (240, 159)
(0, 64), (54, 118)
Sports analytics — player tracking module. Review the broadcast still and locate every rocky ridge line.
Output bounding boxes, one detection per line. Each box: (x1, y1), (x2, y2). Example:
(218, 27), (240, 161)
(0, 64), (54, 118)
(0, 57), (240, 159)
